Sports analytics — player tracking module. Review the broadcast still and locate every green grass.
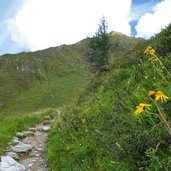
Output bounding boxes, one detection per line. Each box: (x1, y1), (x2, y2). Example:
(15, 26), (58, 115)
(0, 30), (153, 169)
(47, 25), (171, 170)
(0, 64), (90, 155)
(0, 33), (142, 116)
(0, 37), (92, 157)
(0, 39), (90, 114)
(48, 60), (171, 170)
(0, 42), (91, 156)
(0, 66), (90, 115)
(0, 108), (56, 155)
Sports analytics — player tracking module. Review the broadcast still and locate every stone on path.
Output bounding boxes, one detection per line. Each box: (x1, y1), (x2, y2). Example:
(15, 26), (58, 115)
(0, 156), (25, 171)
(43, 120), (51, 125)
(6, 152), (19, 160)
(16, 132), (26, 139)
(37, 125), (50, 132)
(28, 128), (36, 132)
(12, 137), (20, 145)
(22, 137), (31, 144)
(12, 143), (32, 153)
(1, 117), (54, 171)
(42, 126), (51, 132)
(16, 131), (34, 139)
(22, 131), (34, 136)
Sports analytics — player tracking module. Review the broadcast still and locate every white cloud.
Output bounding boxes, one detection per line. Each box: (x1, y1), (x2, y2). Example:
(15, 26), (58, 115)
(129, 1), (156, 21)
(135, 0), (171, 39)
(7, 0), (131, 51)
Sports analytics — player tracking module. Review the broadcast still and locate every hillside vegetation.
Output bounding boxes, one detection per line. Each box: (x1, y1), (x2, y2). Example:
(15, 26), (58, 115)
(0, 33), (141, 115)
(0, 44), (90, 115)
(47, 24), (171, 170)
(0, 32), (142, 154)
(0, 41), (90, 154)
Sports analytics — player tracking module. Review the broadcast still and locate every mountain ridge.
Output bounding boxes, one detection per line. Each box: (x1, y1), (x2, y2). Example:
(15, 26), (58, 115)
(0, 32), (144, 115)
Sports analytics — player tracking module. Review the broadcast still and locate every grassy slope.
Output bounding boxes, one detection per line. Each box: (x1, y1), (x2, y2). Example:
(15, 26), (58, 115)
(0, 67), (90, 114)
(0, 42), (90, 115)
(0, 33), (142, 115)
(0, 41), (91, 154)
(47, 25), (171, 170)
(0, 42), (89, 154)
(0, 33), (143, 155)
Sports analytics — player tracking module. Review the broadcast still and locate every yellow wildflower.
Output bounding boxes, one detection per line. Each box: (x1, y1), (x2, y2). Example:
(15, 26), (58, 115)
(148, 91), (156, 99)
(144, 46), (151, 55)
(155, 91), (169, 102)
(144, 46), (155, 55)
(149, 49), (155, 55)
(134, 103), (152, 115)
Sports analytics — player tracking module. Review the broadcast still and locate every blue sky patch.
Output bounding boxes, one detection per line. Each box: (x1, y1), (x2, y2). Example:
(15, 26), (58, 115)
(0, 0), (170, 55)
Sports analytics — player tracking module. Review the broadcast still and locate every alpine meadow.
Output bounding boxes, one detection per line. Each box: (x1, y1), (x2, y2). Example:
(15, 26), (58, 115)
(0, 17), (171, 170)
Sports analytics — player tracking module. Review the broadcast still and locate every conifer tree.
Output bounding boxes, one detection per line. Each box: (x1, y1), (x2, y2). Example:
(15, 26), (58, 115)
(88, 16), (111, 71)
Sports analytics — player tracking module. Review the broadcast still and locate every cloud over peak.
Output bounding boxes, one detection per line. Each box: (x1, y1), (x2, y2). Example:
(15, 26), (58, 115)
(135, 0), (171, 38)
(4, 0), (170, 54)
(7, 0), (132, 51)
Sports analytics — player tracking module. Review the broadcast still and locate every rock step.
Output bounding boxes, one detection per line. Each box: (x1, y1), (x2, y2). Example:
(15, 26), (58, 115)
(1, 115), (54, 171)
(12, 143), (32, 153)
(6, 152), (19, 160)
(0, 156), (25, 171)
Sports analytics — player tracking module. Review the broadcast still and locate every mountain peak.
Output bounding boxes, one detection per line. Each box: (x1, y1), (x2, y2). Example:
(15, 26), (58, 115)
(110, 31), (126, 36)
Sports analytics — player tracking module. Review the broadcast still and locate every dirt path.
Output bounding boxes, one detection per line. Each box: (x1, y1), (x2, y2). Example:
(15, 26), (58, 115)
(0, 117), (54, 171)
(0, 110), (61, 171)
(19, 122), (51, 171)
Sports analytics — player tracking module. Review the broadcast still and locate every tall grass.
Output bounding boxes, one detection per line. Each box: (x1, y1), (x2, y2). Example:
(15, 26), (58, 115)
(47, 48), (171, 170)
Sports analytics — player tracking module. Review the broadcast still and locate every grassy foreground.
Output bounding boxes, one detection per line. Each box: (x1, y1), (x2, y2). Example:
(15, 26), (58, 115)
(47, 25), (171, 170)
(0, 108), (57, 155)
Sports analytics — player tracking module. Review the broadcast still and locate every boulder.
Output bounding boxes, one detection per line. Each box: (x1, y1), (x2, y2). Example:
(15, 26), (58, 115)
(16, 132), (26, 139)
(0, 156), (25, 171)
(28, 128), (36, 132)
(22, 137), (31, 144)
(12, 143), (32, 153)
(12, 137), (20, 145)
(22, 131), (34, 136)
(43, 120), (51, 125)
(37, 125), (50, 132)
(42, 126), (51, 132)
(6, 152), (19, 160)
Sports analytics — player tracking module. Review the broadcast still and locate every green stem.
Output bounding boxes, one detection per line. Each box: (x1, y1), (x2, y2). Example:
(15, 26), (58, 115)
(154, 102), (171, 136)
(153, 64), (168, 84)
(146, 111), (156, 126)
(158, 59), (171, 75)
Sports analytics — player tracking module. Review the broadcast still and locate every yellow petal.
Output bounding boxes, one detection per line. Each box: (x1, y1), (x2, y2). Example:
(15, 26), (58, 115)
(148, 91), (156, 97)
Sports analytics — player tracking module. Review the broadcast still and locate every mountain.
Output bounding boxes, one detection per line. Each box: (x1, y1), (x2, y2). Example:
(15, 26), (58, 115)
(0, 32), (144, 115)
(0, 43), (89, 115)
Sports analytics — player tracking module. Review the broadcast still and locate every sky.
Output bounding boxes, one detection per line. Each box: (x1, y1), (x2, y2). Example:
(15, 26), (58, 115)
(0, 0), (171, 55)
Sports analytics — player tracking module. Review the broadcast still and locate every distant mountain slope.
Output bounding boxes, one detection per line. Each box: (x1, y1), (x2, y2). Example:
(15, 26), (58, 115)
(0, 32), (144, 115)
(109, 31), (144, 59)
(0, 44), (90, 114)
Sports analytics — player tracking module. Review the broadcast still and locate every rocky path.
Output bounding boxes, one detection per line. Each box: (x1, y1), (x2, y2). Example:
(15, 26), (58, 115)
(0, 116), (53, 171)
